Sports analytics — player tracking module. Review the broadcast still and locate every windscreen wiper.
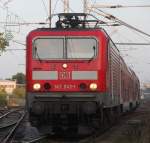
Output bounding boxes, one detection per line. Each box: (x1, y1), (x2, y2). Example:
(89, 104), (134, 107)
(35, 46), (42, 63)
(88, 46), (96, 63)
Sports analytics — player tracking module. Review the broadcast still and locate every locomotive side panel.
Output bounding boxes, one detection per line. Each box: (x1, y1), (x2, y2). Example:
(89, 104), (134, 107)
(106, 40), (120, 106)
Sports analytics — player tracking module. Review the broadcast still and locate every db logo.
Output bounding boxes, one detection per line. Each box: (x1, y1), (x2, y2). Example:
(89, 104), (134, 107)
(59, 71), (71, 80)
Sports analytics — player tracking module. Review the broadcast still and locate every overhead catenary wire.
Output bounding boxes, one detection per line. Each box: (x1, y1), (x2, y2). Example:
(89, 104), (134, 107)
(0, 0), (27, 38)
(6, 48), (25, 51)
(0, 20), (121, 27)
(90, 4), (150, 9)
(87, 4), (150, 70)
(0, 21), (49, 26)
(12, 40), (26, 46)
(90, 8), (150, 38)
(89, 8), (149, 39)
(112, 28), (150, 46)
(115, 42), (150, 45)
(1, 1), (150, 43)
(0, 2), (26, 23)
(52, 0), (60, 14)
(128, 27), (150, 43)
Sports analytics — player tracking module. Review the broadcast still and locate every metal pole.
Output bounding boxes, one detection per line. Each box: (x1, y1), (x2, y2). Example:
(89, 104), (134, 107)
(49, 0), (51, 27)
(64, 0), (69, 13)
(84, 0), (88, 13)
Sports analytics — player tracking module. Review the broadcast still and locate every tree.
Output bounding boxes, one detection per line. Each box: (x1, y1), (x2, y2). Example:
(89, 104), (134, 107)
(0, 33), (8, 55)
(12, 73), (26, 84)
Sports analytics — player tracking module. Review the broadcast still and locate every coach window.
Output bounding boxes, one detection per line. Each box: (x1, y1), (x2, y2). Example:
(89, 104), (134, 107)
(33, 38), (64, 59)
(67, 37), (97, 59)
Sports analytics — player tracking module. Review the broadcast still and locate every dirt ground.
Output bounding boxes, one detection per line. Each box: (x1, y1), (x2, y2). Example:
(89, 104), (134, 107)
(94, 99), (150, 143)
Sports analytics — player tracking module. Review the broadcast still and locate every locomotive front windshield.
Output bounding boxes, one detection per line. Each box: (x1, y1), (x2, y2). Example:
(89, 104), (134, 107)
(33, 37), (97, 60)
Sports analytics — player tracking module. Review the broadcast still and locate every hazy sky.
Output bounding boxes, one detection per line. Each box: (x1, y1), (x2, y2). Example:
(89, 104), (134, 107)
(0, 0), (150, 84)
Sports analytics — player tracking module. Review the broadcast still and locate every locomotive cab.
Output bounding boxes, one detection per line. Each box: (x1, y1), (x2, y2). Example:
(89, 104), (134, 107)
(26, 13), (108, 134)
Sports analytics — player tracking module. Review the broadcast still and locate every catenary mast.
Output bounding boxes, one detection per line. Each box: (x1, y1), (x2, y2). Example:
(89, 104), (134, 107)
(49, 0), (52, 27)
(64, 0), (69, 13)
(84, 0), (88, 13)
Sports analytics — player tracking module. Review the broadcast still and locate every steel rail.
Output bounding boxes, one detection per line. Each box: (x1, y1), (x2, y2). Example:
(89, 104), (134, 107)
(0, 121), (17, 129)
(23, 135), (48, 143)
(0, 109), (24, 129)
(0, 109), (19, 119)
(2, 111), (26, 143)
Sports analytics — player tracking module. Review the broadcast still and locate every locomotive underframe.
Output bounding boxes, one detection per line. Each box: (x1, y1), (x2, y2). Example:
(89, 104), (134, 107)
(27, 92), (110, 133)
(27, 92), (129, 134)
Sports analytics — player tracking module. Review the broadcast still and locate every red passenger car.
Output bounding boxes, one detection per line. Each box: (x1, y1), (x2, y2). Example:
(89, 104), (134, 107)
(26, 13), (140, 134)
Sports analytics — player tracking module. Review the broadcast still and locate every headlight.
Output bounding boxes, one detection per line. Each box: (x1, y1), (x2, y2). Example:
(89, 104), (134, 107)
(89, 83), (97, 91)
(33, 83), (41, 90)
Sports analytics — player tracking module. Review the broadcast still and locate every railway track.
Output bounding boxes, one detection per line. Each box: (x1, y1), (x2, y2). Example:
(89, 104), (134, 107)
(22, 135), (48, 143)
(24, 134), (98, 143)
(0, 108), (26, 143)
(0, 99), (148, 143)
(22, 127), (105, 143)
(21, 99), (150, 143)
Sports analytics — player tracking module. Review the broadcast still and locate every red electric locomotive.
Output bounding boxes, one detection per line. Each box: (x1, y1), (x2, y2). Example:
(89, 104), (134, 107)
(26, 13), (140, 134)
